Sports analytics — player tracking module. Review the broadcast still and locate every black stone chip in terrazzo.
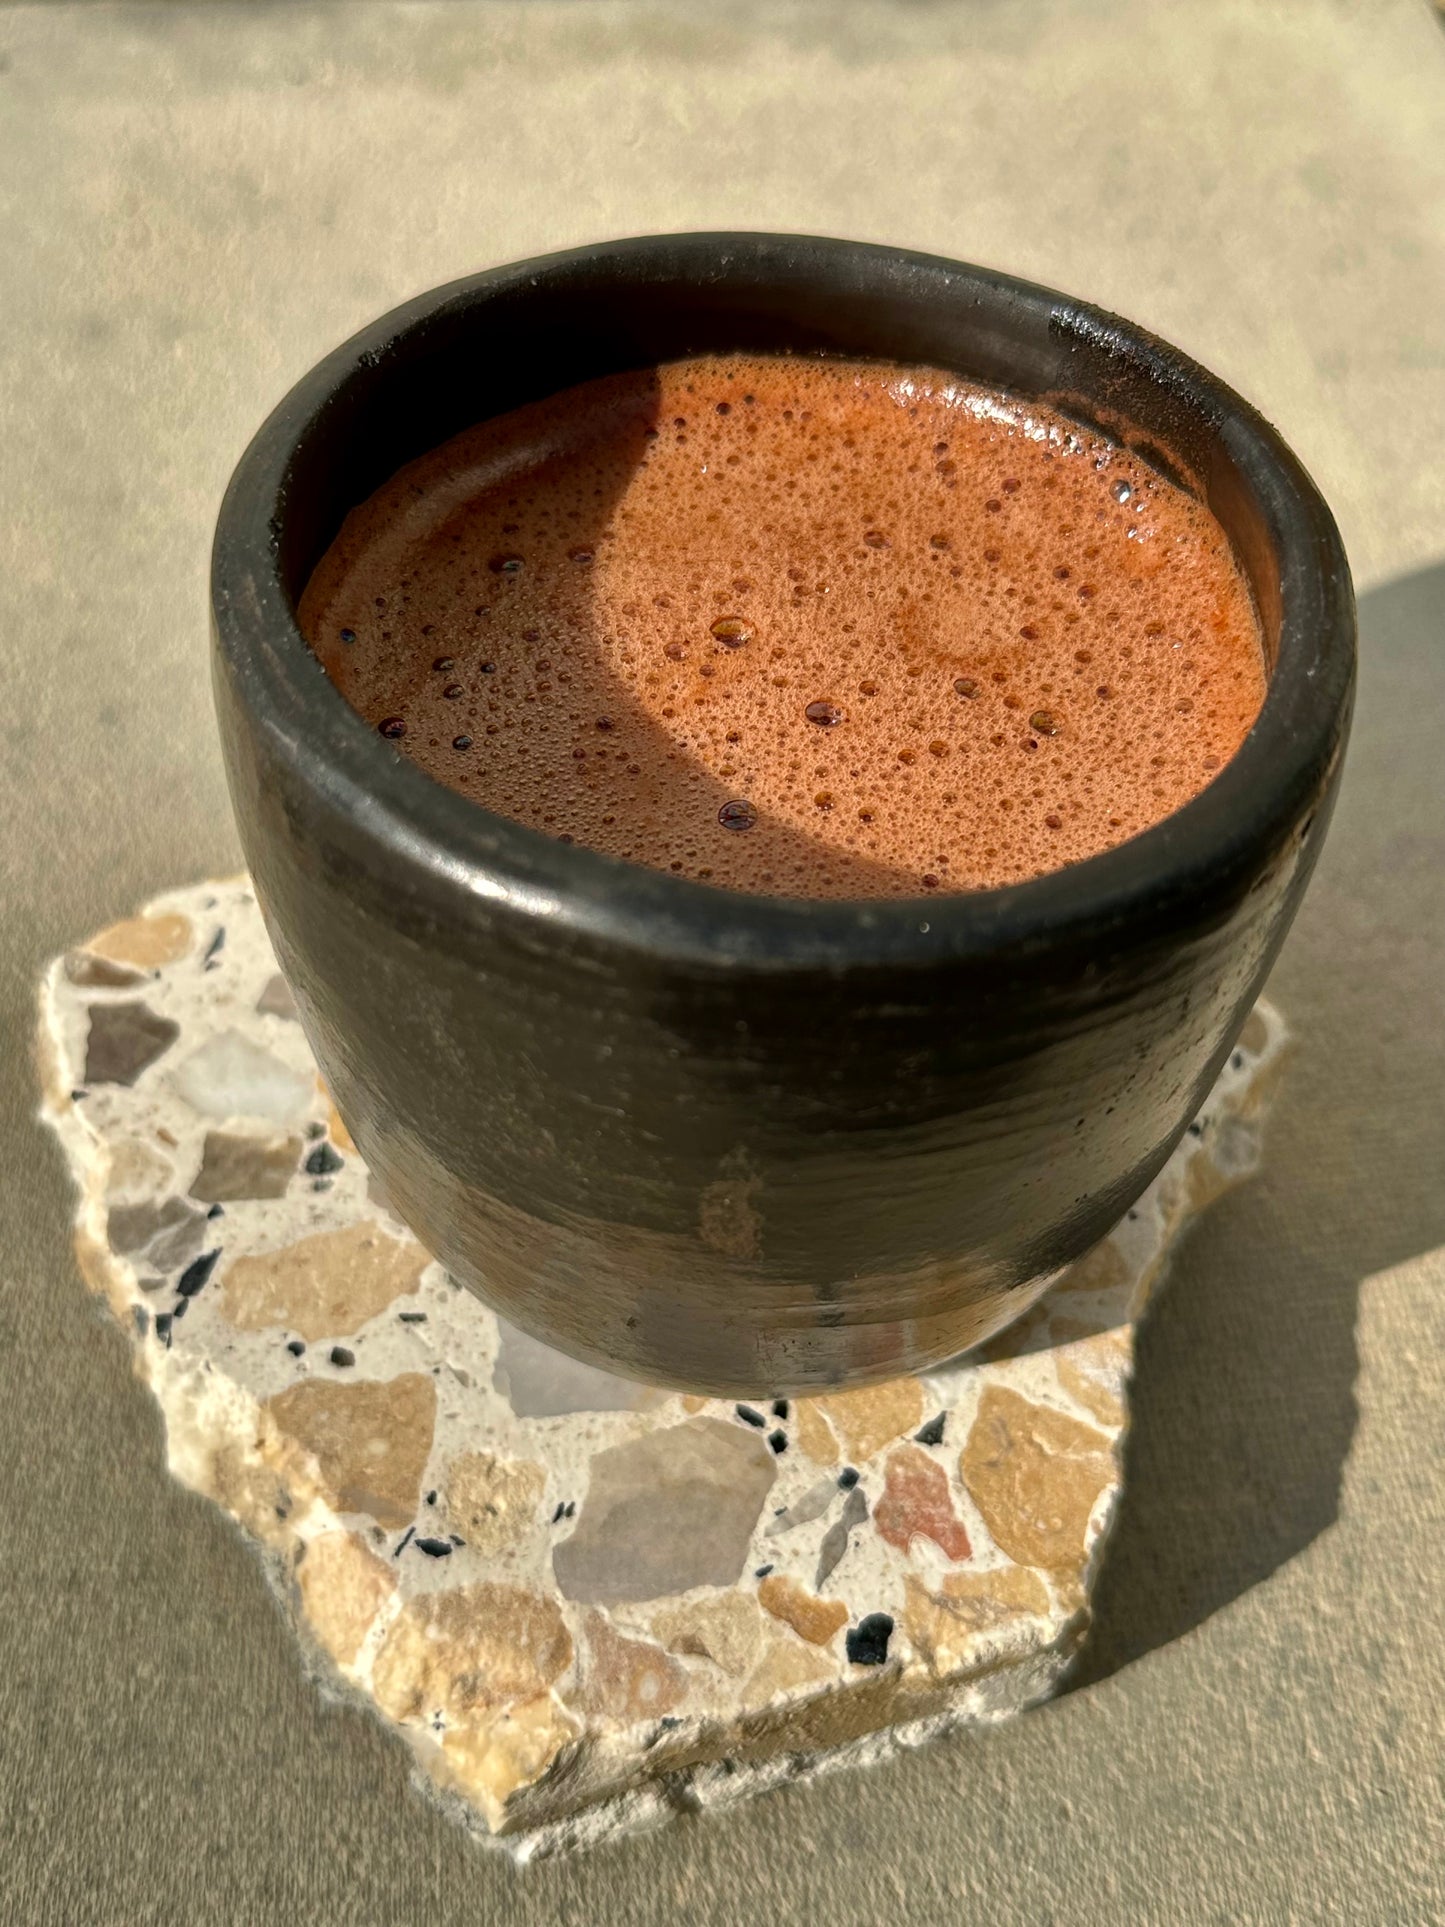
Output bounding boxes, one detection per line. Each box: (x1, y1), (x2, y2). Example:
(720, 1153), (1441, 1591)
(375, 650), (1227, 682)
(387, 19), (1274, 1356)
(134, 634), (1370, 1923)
(286, 1339), (305, 1357)
(132, 1306), (149, 1338)
(171, 1297), (187, 1320)
(397, 1311), (427, 1323)
(754, 1564), (773, 1579)
(552, 1501), (567, 1523)
(202, 927), (226, 968)
(329, 1346), (355, 1368)
(154, 1312), (173, 1348)
(304, 1141), (344, 1177)
(425, 1490), (437, 1506)
(846, 1613), (894, 1666)
(1188, 1121), (1204, 1138)
(176, 1247), (221, 1298)
(735, 1404), (765, 1428)
(206, 1203), (224, 1220)
(70, 1089), (87, 1102)
(768, 1429), (787, 1454)
(414, 1537), (453, 1558)
(393, 1526), (415, 1558)
(448, 1534), (465, 1547)
(1232, 1051), (1245, 1070)
(837, 1466), (860, 1489)
(914, 1412), (946, 1447)
(305, 1121), (325, 1140)
(771, 1398), (789, 1419)
(565, 1500), (576, 1518)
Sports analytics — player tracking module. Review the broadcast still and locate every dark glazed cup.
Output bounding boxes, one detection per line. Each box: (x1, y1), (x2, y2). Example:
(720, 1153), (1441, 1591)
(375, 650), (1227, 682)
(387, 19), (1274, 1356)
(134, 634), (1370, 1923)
(211, 234), (1354, 1395)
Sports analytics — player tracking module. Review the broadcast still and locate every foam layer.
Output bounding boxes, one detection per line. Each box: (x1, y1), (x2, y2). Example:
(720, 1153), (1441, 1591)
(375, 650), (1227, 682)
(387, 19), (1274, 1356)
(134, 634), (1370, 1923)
(300, 355), (1266, 897)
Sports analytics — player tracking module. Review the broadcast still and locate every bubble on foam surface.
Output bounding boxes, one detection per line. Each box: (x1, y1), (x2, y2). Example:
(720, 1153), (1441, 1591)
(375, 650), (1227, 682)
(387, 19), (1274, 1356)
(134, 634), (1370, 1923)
(299, 356), (1265, 898)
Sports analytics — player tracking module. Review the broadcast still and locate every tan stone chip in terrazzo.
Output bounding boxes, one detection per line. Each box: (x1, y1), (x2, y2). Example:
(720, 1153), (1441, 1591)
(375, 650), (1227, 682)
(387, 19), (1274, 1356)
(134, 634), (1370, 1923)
(444, 1451), (547, 1557)
(936, 1562), (1053, 1623)
(297, 1529), (398, 1668)
(757, 1574), (849, 1646)
(960, 1387), (1114, 1572)
(792, 1399), (839, 1466)
(372, 1584), (573, 1723)
(264, 1371), (436, 1529)
(573, 1611), (689, 1723)
(1054, 1333), (1131, 1429)
(189, 1127), (302, 1203)
(1239, 1008), (1270, 1055)
(208, 1438), (298, 1548)
(649, 1592), (766, 1678)
(222, 1221), (429, 1339)
(434, 1695), (581, 1830)
(86, 911), (193, 969)
(812, 1377), (924, 1463)
(902, 1566), (1054, 1678)
(104, 1136), (174, 1201)
(740, 1628), (837, 1710)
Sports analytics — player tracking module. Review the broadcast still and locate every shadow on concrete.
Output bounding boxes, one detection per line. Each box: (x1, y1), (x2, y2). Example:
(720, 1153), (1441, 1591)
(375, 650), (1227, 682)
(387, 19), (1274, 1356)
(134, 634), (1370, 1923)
(1069, 558), (1445, 1688)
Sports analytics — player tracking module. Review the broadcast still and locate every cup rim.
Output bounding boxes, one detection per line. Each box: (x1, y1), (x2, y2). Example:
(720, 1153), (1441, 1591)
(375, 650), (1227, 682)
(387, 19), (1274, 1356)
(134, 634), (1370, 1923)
(212, 231), (1355, 973)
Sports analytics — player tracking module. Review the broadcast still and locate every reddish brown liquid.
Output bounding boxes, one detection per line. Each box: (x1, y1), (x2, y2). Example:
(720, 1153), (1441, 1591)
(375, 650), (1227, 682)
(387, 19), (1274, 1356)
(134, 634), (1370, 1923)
(301, 355), (1265, 897)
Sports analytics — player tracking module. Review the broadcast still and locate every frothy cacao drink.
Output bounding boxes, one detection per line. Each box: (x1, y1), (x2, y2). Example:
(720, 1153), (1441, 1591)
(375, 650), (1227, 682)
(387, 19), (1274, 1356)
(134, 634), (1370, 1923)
(301, 355), (1265, 896)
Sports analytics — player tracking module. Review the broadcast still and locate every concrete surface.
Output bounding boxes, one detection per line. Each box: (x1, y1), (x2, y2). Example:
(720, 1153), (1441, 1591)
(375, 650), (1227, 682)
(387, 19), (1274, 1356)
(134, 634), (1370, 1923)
(1, 2), (1442, 1920)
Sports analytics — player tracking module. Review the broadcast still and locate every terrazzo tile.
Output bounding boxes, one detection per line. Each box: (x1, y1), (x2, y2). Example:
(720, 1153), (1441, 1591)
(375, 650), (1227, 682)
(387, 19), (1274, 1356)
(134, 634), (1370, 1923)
(37, 878), (1289, 1854)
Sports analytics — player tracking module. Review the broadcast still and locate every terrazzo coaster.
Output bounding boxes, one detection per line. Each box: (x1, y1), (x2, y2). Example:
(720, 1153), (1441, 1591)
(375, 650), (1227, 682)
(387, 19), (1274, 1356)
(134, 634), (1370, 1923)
(37, 878), (1287, 1857)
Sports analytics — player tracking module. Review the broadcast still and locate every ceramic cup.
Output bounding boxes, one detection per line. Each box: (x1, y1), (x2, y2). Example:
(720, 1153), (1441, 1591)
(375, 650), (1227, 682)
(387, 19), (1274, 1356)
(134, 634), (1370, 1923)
(211, 234), (1354, 1394)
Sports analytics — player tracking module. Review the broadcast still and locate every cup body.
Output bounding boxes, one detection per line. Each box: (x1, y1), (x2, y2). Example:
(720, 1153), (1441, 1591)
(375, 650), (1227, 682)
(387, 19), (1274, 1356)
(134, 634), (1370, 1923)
(211, 234), (1354, 1394)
